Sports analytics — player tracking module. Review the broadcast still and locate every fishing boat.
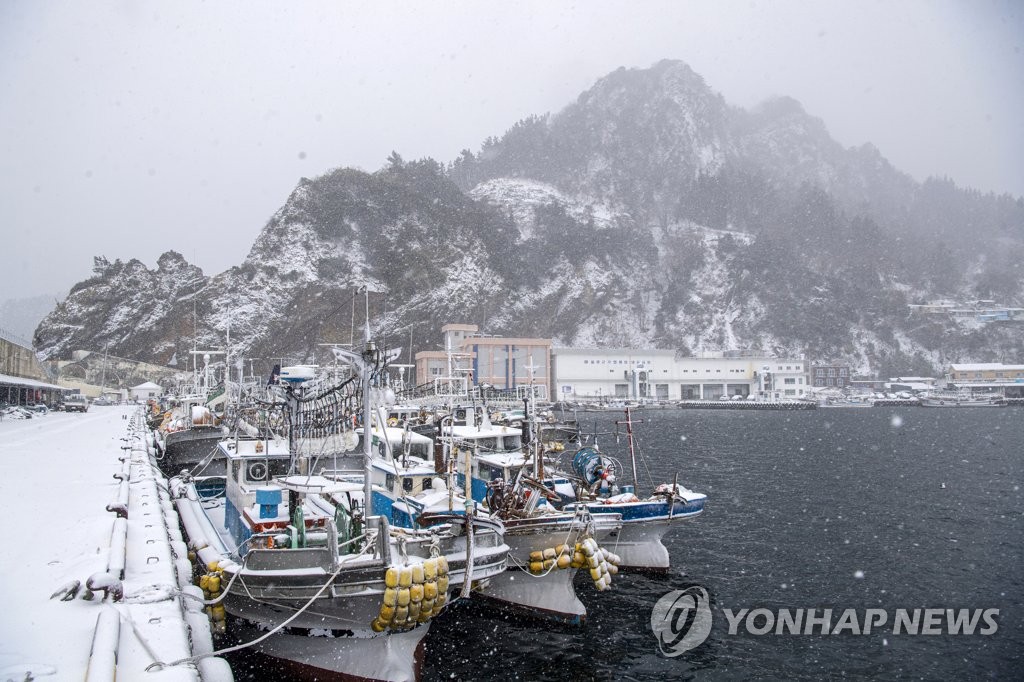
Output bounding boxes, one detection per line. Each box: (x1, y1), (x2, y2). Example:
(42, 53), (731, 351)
(169, 337), (507, 680)
(154, 351), (230, 477)
(920, 392), (1006, 407)
(556, 407), (706, 571)
(156, 396), (229, 477)
(438, 408), (624, 622)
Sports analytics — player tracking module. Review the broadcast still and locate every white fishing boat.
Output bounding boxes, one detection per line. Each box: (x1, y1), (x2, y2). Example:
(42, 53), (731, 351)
(168, 336), (506, 680)
(439, 410), (624, 622)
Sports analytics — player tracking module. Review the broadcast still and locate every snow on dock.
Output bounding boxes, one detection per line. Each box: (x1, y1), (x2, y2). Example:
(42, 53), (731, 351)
(0, 406), (231, 681)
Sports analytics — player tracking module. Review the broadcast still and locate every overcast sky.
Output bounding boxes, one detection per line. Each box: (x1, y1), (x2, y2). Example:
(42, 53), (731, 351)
(2, 0), (1022, 302)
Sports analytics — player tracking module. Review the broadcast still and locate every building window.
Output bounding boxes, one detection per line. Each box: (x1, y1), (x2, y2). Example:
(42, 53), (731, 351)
(828, 369), (836, 377)
(816, 369), (825, 376)
(839, 368), (847, 376)
(784, 378), (796, 384)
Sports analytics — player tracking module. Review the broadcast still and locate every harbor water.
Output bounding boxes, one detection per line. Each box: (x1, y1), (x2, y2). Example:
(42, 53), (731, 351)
(229, 407), (1023, 680)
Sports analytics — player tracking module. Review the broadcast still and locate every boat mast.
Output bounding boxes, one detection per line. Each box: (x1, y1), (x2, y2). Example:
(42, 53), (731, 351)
(360, 289), (376, 529)
(619, 406), (640, 491)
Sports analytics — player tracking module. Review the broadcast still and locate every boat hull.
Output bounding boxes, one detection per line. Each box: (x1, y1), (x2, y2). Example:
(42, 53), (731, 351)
(158, 425), (228, 476)
(480, 514), (619, 622)
(229, 618), (427, 682)
(574, 498), (705, 570)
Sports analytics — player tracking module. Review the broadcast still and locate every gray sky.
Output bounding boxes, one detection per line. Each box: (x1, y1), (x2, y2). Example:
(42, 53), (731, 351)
(2, 0), (1022, 301)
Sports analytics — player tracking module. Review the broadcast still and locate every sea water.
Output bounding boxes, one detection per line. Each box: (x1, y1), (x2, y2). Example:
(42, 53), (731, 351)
(228, 407), (1023, 680)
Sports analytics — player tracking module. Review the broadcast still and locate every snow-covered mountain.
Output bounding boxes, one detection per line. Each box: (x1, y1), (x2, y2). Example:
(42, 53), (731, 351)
(35, 60), (1024, 375)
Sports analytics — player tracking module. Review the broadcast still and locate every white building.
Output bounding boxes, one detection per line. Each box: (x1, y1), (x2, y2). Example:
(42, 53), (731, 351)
(550, 349), (807, 401)
(130, 381), (163, 402)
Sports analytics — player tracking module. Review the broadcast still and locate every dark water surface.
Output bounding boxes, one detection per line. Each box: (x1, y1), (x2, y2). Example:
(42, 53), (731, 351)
(232, 407), (1023, 680)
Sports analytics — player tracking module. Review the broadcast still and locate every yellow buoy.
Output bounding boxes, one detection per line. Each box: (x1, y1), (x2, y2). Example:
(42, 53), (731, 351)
(556, 554), (571, 570)
(371, 618), (386, 633)
(385, 566), (400, 589)
(543, 558), (555, 570)
(383, 587), (398, 607)
(410, 583), (424, 603)
(424, 581), (438, 601)
(411, 563), (425, 584)
(438, 556), (449, 575)
(423, 558), (438, 581)
(394, 605), (409, 624)
(399, 566), (413, 588)
(408, 601), (422, 620)
(397, 588), (411, 607)
(438, 575), (449, 594)
(529, 550), (544, 563)
(542, 547), (557, 560)
(379, 604), (395, 622)
(207, 575), (221, 593)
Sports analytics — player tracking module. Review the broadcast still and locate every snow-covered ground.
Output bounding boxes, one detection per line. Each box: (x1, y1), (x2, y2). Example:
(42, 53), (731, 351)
(0, 407), (221, 681)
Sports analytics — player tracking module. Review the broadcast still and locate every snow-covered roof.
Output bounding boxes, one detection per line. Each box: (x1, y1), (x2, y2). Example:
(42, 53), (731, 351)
(0, 372), (65, 390)
(131, 381), (163, 390)
(950, 363), (1024, 372)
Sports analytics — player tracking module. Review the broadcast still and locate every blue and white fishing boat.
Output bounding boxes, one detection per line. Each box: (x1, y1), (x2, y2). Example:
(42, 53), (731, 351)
(169, 336), (506, 681)
(557, 407), (706, 571)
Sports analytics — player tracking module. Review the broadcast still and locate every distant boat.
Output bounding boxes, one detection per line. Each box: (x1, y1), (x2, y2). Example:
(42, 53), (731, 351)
(920, 393), (1006, 407)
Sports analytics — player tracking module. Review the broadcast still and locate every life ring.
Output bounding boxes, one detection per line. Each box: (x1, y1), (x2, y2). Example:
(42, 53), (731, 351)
(387, 417), (399, 427)
(248, 461), (268, 481)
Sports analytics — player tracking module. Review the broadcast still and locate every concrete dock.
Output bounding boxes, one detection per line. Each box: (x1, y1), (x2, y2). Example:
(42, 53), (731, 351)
(0, 406), (231, 681)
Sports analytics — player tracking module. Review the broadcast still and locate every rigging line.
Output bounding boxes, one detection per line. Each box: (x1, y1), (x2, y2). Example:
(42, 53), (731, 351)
(149, 538), (377, 672)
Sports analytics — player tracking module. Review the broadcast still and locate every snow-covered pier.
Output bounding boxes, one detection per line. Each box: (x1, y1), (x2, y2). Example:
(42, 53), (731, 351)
(0, 406), (231, 681)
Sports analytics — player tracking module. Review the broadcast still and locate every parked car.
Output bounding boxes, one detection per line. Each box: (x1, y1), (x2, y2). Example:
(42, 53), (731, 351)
(63, 394), (90, 412)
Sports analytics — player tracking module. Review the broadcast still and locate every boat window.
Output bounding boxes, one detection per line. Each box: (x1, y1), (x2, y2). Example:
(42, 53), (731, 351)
(423, 477), (433, 490)
(386, 473), (396, 490)
(478, 437), (498, 451)
(503, 434), (522, 450)
(268, 458), (291, 478)
(410, 443), (431, 459)
(247, 460), (269, 482)
(479, 463), (503, 482)
(403, 477), (414, 493)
